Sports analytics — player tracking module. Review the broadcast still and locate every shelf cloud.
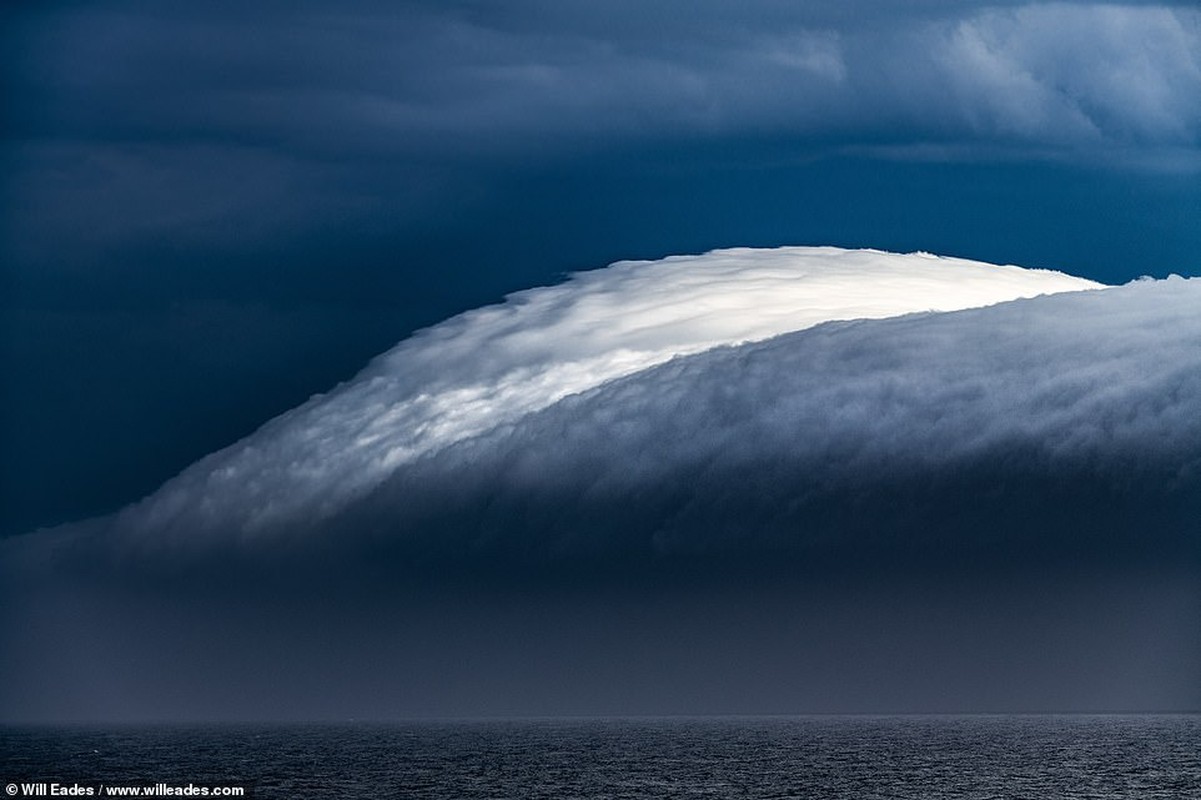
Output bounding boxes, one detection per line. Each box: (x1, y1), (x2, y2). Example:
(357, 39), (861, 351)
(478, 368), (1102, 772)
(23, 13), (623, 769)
(5, 3), (1200, 720)
(350, 273), (1200, 568)
(94, 247), (1100, 553)
(4, 247), (1199, 720)
(12, 247), (1200, 574)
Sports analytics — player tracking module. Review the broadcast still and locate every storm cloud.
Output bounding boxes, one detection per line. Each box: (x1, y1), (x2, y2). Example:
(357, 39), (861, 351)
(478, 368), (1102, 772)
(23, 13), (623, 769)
(64, 262), (1193, 572)
(10, 2), (1200, 155)
(101, 247), (1096, 546)
(353, 274), (1200, 567)
(5, 2), (1200, 537)
(3, 5), (1200, 720)
(3, 256), (1198, 721)
(8, 249), (1192, 574)
(7, 2), (1200, 259)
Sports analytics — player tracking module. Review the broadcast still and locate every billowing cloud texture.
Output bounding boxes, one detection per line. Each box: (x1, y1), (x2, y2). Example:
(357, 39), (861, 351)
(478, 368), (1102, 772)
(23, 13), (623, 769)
(350, 274), (1199, 565)
(104, 248), (1099, 548)
(4, 248), (1199, 722)
(7, 2), (1200, 540)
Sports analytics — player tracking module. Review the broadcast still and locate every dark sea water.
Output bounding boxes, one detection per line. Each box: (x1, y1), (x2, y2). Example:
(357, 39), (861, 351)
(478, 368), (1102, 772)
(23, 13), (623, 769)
(3, 715), (1200, 799)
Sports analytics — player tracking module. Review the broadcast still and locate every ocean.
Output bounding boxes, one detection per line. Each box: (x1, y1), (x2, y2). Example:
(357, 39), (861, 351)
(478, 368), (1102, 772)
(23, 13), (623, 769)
(3, 715), (1199, 799)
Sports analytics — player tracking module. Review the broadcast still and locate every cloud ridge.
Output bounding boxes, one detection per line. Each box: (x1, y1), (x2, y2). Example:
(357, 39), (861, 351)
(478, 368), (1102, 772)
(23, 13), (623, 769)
(111, 247), (1098, 544)
(338, 275), (1201, 564)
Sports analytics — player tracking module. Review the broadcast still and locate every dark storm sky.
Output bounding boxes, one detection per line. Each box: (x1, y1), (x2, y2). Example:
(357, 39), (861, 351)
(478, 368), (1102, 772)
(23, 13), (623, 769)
(2, 0), (1200, 536)
(2, 1), (1201, 723)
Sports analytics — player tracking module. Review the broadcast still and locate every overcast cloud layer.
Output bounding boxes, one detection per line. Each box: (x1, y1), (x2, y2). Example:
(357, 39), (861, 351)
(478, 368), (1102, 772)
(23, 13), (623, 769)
(7, 2), (1201, 261)
(10, 2), (1201, 158)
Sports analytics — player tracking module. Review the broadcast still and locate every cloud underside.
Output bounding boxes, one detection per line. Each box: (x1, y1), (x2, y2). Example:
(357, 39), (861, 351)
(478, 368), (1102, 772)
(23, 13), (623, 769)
(76, 263), (1199, 571)
(8, 3), (1199, 274)
(17, 3), (1201, 154)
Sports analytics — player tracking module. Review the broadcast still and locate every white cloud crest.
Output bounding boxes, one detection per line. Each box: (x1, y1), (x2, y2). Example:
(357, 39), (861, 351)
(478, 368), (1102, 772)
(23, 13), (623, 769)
(114, 247), (1098, 543)
(347, 274), (1201, 562)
